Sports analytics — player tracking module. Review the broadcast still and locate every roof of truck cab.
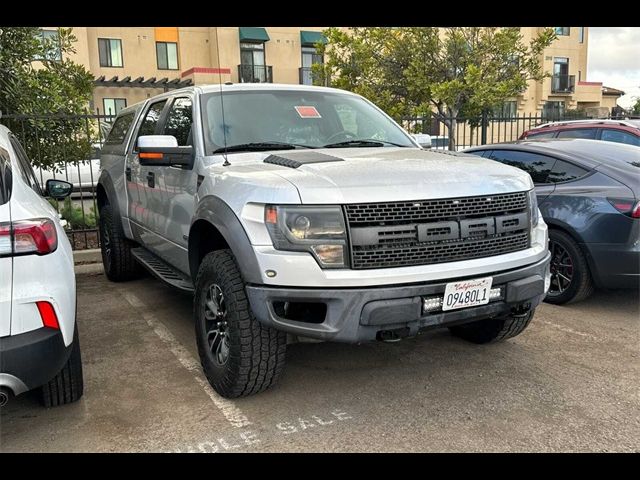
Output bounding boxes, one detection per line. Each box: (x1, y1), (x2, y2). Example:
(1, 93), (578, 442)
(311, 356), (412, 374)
(194, 83), (359, 96)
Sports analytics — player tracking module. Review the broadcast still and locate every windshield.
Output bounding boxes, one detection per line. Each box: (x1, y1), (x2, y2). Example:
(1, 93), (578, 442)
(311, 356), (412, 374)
(200, 89), (415, 153)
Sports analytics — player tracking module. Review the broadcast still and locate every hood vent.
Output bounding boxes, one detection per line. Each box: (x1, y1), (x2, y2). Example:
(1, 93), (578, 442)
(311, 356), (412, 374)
(264, 151), (344, 169)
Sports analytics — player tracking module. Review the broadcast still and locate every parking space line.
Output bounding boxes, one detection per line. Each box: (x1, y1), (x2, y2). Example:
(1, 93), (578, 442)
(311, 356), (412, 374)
(539, 319), (597, 340)
(118, 289), (253, 429)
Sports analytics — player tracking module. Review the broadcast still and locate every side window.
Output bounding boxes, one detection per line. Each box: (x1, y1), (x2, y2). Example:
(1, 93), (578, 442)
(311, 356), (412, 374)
(466, 150), (491, 158)
(105, 112), (135, 145)
(10, 137), (42, 194)
(0, 148), (12, 205)
(547, 159), (590, 183)
(135, 100), (168, 147)
(527, 131), (557, 139)
(488, 150), (556, 184)
(556, 128), (597, 139)
(162, 97), (193, 146)
(600, 129), (640, 147)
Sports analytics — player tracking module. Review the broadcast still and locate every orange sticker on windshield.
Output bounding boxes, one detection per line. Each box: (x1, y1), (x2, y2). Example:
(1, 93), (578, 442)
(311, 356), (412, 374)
(295, 106), (321, 118)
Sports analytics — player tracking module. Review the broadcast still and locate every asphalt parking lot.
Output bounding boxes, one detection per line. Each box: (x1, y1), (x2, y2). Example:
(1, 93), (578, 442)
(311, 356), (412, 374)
(1, 271), (638, 452)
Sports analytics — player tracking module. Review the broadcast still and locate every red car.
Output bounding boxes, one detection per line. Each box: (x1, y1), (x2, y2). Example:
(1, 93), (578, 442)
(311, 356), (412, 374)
(519, 119), (640, 147)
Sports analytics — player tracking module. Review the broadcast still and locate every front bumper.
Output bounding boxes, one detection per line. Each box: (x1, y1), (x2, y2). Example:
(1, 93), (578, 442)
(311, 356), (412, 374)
(0, 327), (72, 394)
(246, 252), (551, 343)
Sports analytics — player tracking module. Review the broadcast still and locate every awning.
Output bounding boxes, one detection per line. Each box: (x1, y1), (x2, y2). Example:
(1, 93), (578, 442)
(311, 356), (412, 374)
(300, 30), (327, 47)
(239, 27), (270, 43)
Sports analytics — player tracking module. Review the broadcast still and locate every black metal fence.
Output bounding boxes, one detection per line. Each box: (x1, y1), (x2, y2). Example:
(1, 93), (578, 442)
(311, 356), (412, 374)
(1, 110), (636, 250)
(399, 111), (632, 151)
(0, 112), (115, 250)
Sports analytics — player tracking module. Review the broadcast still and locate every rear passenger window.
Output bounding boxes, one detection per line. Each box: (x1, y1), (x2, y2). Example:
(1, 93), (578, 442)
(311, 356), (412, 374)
(527, 131), (556, 139)
(162, 97), (193, 146)
(0, 149), (11, 205)
(488, 150), (556, 184)
(10, 136), (42, 195)
(556, 128), (597, 139)
(136, 100), (168, 145)
(547, 159), (589, 183)
(105, 112), (135, 145)
(600, 129), (640, 146)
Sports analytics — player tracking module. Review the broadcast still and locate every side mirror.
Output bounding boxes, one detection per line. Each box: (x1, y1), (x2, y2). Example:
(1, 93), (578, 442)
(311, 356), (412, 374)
(46, 179), (73, 199)
(412, 134), (432, 149)
(137, 135), (194, 168)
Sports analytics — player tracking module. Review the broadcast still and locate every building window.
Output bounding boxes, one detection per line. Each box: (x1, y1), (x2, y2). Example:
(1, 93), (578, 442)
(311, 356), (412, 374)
(239, 42), (270, 83)
(579, 27), (585, 43)
(300, 46), (324, 85)
(492, 101), (518, 118)
(103, 98), (127, 116)
(156, 42), (179, 70)
(542, 101), (565, 120)
(34, 29), (62, 61)
(554, 27), (570, 36)
(98, 38), (123, 67)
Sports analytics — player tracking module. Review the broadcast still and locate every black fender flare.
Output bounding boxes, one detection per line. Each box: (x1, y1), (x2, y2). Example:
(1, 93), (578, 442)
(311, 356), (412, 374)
(97, 169), (121, 222)
(190, 196), (263, 284)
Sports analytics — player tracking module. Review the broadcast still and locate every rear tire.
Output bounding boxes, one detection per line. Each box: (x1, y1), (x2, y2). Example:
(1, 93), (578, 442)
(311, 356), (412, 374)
(545, 229), (594, 305)
(99, 204), (142, 281)
(449, 308), (536, 344)
(40, 327), (84, 407)
(194, 249), (287, 398)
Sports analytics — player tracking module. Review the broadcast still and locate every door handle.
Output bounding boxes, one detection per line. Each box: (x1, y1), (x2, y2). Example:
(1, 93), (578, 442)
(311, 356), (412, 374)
(125, 167), (131, 181)
(146, 171), (155, 188)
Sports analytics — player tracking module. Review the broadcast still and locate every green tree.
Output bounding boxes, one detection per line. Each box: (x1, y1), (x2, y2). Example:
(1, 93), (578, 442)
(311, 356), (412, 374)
(0, 27), (94, 169)
(632, 97), (640, 116)
(315, 27), (557, 150)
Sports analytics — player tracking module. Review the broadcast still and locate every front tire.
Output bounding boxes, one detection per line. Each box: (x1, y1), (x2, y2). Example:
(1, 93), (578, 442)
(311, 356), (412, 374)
(449, 308), (536, 344)
(99, 204), (142, 282)
(40, 327), (84, 407)
(194, 250), (286, 398)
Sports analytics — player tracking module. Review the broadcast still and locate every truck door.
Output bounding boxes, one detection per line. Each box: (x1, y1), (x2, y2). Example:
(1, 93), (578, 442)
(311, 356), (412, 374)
(0, 148), (12, 336)
(125, 98), (169, 251)
(154, 96), (196, 273)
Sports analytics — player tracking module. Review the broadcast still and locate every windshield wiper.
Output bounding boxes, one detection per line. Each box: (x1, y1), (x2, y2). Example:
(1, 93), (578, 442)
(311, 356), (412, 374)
(212, 141), (314, 154)
(321, 139), (408, 148)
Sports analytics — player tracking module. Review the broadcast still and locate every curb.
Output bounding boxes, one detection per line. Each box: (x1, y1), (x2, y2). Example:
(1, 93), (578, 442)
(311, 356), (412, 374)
(75, 263), (104, 276)
(73, 248), (102, 265)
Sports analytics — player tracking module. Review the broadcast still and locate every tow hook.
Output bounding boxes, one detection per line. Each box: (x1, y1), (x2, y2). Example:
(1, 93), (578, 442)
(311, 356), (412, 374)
(511, 303), (532, 318)
(377, 327), (410, 343)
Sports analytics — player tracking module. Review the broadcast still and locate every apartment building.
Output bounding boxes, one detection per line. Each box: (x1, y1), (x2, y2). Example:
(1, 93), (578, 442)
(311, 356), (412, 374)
(41, 26), (622, 116)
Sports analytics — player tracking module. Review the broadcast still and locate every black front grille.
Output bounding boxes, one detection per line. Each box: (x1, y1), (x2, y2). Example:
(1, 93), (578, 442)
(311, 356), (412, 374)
(345, 192), (528, 226)
(345, 192), (530, 269)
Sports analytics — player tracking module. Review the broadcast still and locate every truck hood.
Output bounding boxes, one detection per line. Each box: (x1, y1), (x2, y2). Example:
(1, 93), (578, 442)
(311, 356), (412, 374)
(260, 147), (533, 203)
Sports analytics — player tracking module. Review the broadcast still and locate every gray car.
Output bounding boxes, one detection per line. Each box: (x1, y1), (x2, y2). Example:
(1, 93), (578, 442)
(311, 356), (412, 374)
(465, 138), (640, 304)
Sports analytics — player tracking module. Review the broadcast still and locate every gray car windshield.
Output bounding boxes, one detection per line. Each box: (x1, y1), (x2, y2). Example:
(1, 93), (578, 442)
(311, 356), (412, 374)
(200, 89), (415, 153)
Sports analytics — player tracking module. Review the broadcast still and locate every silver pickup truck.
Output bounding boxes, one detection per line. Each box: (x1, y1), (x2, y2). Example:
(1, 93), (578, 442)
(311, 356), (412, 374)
(97, 84), (551, 398)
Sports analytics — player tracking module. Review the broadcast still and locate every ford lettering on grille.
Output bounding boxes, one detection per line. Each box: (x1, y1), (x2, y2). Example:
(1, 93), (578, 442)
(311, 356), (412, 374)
(345, 192), (531, 269)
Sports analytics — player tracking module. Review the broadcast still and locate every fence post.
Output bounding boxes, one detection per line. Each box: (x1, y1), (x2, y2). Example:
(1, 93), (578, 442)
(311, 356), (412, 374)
(480, 109), (488, 145)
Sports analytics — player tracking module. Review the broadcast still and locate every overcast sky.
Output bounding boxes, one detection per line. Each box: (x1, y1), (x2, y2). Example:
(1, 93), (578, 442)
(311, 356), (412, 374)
(587, 27), (640, 109)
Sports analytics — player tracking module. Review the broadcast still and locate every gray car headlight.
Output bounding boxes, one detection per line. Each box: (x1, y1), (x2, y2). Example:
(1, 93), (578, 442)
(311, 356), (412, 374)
(265, 205), (348, 268)
(528, 189), (539, 228)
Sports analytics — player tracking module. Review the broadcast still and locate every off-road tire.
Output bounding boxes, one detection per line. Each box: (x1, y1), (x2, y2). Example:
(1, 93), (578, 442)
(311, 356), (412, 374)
(194, 249), (287, 398)
(449, 308), (536, 344)
(545, 229), (594, 305)
(40, 327), (84, 407)
(99, 204), (142, 281)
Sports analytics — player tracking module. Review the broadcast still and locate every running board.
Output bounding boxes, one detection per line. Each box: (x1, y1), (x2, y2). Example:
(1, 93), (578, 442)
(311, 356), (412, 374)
(131, 247), (194, 293)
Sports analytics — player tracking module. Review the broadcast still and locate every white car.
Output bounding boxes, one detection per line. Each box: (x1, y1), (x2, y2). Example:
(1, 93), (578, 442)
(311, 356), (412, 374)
(0, 124), (83, 408)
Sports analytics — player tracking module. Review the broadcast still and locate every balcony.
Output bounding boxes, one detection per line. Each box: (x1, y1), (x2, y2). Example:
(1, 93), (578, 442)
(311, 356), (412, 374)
(551, 74), (576, 94)
(237, 64), (273, 83)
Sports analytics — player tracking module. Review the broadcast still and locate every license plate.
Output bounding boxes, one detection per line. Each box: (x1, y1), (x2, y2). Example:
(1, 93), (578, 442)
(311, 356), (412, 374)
(442, 277), (493, 311)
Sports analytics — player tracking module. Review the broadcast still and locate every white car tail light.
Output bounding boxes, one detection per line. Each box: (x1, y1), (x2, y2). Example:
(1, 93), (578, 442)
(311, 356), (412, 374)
(0, 218), (58, 257)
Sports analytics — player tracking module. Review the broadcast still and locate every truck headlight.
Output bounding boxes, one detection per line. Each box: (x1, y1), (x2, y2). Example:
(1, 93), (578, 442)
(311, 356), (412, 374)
(528, 189), (539, 228)
(265, 205), (348, 268)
